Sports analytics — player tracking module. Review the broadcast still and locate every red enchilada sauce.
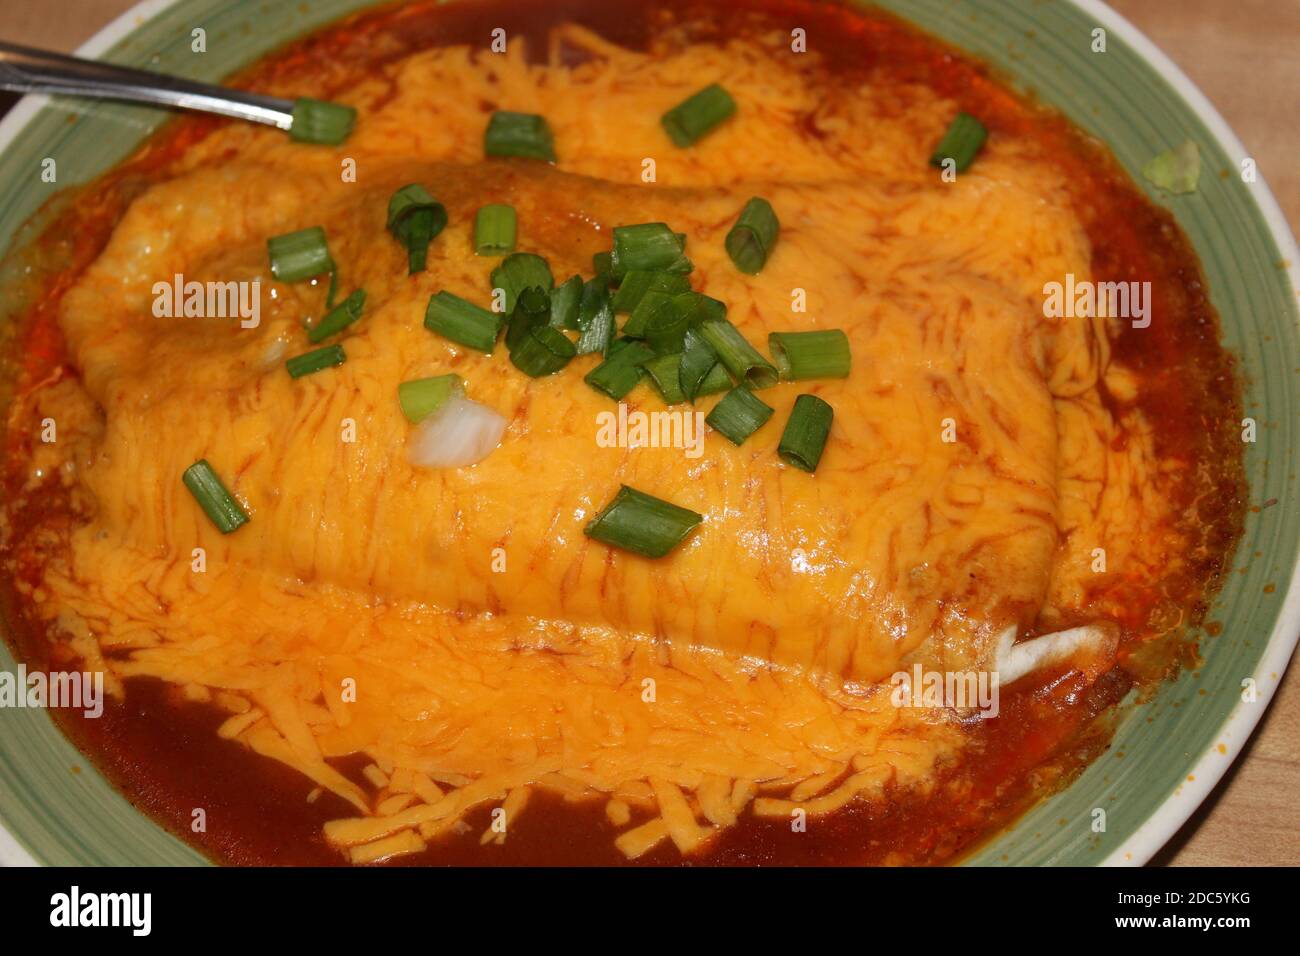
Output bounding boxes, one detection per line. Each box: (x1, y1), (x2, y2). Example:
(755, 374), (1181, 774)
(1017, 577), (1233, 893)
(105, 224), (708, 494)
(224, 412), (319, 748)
(0, 0), (1245, 865)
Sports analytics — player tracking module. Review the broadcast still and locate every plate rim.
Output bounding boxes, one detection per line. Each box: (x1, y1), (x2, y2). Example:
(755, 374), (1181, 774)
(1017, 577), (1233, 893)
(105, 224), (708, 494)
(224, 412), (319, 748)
(0, 0), (179, 870)
(1067, 0), (1300, 866)
(0, 0), (1296, 868)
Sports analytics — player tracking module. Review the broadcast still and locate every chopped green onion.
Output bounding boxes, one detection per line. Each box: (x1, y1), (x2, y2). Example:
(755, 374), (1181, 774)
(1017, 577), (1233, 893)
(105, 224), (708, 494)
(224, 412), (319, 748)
(385, 184), (447, 274)
(610, 270), (691, 314)
(505, 286), (551, 352)
(698, 319), (779, 389)
(550, 275), (583, 330)
(769, 330), (851, 380)
(286, 343), (346, 379)
(485, 111), (556, 162)
(398, 374), (464, 423)
(778, 394), (833, 473)
(425, 291), (500, 353)
(660, 84), (736, 148)
(1143, 140), (1201, 195)
(696, 361), (733, 397)
(577, 311), (616, 357)
(510, 324), (576, 377)
(679, 326), (721, 402)
(491, 252), (554, 315)
(673, 291), (727, 326)
(642, 296), (691, 355)
(725, 197), (780, 275)
(576, 278), (615, 355)
(182, 459), (249, 534)
(706, 386), (774, 446)
(584, 485), (703, 558)
(474, 204), (517, 256)
(268, 226), (333, 283)
(929, 113), (987, 173)
(646, 351), (727, 404)
(289, 97), (356, 145)
(324, 268), (340, 310)
(610, 224), (691, 278)
(592, 251), (613, 276)
(642, 353), (687, 405)
(585, 340), (654, 400)
(307, 289), (366, 344)
(622, 289), (683, 341)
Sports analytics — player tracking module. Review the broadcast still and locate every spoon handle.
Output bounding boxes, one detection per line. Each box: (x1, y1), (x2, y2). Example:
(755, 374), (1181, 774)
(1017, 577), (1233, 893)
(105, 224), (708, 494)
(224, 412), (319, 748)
(0, 40), (295, 129)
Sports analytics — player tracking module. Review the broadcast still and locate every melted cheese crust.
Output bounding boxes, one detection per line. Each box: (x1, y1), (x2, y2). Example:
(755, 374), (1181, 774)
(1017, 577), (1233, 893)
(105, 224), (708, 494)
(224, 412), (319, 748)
(24, 25), (1179, 860)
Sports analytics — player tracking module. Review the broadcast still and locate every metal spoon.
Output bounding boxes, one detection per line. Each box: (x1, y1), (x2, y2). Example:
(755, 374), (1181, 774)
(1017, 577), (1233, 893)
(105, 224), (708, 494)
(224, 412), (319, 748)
(0, 40), (295, 130)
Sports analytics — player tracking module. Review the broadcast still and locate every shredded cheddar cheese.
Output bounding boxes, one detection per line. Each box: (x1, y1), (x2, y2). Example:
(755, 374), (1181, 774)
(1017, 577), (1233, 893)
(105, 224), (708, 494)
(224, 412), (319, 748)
(18, 23), (1185, 861)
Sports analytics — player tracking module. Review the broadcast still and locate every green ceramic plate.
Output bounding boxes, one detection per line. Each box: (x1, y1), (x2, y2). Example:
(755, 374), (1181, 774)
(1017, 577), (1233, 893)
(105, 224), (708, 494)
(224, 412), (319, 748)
(0, 0), (1296, 866)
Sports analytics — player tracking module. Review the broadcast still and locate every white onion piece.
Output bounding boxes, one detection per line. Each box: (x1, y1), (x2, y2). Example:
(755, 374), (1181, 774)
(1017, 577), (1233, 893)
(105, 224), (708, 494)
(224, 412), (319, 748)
(405, 395), (506, 469)
(993, 624), (1114, 685)
(261, 334), (290, 369)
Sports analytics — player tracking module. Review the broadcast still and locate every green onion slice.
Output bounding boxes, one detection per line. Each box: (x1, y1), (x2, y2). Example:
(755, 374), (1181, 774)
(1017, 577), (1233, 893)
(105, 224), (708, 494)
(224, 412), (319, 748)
(622, 289), (682, 341)
(387, 184), (448, 274)
(425, 291), (501, 353)
(660, 84), (736, 148)
(725, 197), (780, 275)
(491, 252), (554, 315)
(673, 291), (727, 326)
(609, 270), (691, 314)
(610, 224), (691, 279)
(679, 326), (721, 402)
(510, 324), (577, 378)
(576, 279), (616, 355)
(645, 351), (727, 404)
(584, 485), (703, 558)
(505, 286), (552, 352)
(286, 343), (346, 379)
(706, 386), (774, 446)
(308, 288), (366, 344)
(1142, 140), (1201, 195)
(769, 330), (851, 380)
(929, 112), (988, 173)
(642, 353), (687, 405)
(698, 319), (779, 389)
(696, 361), (733, 397)
(778, 394), (834, 473)
(398, 374), (464, 424)
(268, 226), (333, 283)
(474, 203), (517, 256)
(485, 111), (556, 162)
(324, 268), (340, 310)
(550, 275), (583, 330)
(182, 459), (249, 534)
(289, 98), (356, 145)
(585, 340), (654, 400)
(592, 251), (613, 277)
(642, 296), (691, 356)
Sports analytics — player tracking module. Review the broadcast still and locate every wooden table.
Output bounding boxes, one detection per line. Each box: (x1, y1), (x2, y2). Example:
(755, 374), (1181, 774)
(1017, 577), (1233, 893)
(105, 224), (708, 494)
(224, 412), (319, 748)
(0, 0), (1296, 867)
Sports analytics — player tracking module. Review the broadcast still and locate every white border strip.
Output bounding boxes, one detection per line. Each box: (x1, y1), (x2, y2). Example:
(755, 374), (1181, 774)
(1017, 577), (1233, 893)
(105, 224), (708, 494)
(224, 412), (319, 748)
(0, 0), (1296, 869)
(0, 814), (38, 867)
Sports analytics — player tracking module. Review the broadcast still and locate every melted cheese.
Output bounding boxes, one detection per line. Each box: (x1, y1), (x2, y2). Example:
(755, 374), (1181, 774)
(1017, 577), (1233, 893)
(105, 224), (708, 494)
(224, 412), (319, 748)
(26, 25), (1174, 858)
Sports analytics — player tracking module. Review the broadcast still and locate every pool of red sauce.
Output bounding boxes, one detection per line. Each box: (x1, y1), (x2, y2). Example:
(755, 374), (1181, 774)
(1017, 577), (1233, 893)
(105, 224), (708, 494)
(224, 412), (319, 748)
(0, 0), (1245, 866)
